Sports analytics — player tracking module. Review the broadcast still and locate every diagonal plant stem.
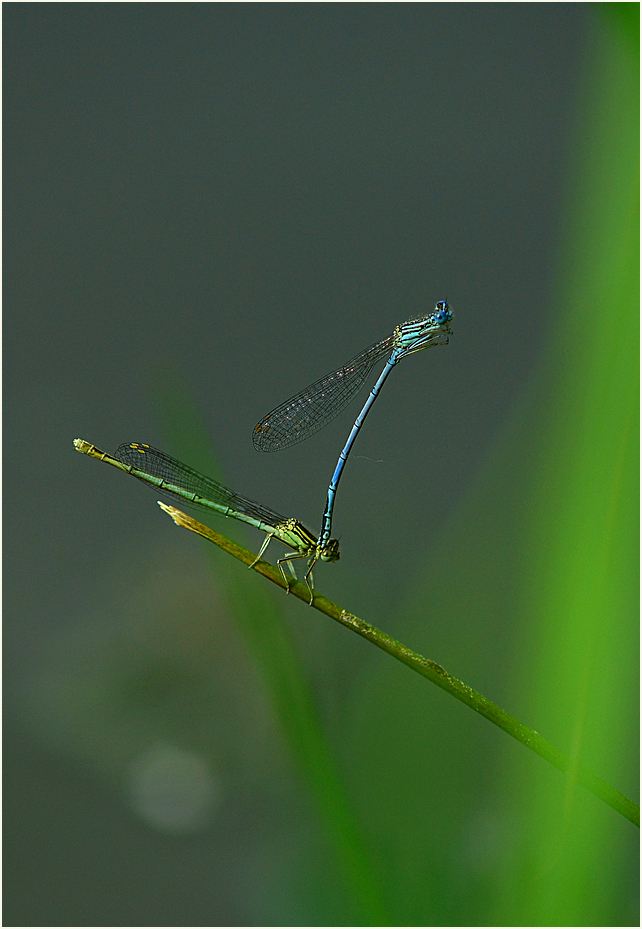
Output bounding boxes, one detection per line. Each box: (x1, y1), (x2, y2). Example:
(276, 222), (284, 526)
(158, 500), (640, 829)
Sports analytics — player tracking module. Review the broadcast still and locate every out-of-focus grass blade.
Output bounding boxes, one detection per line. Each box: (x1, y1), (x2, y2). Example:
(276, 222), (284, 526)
(495, 9), (639, 922)
(145, 363), (388, 925)
(338, 8), (638, 927)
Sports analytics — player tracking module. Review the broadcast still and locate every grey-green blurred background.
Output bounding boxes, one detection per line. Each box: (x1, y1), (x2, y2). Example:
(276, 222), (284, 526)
(4, 4), (638, 927)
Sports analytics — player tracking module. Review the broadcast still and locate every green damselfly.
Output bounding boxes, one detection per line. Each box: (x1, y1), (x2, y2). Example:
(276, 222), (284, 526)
(74, 439), (340, 603)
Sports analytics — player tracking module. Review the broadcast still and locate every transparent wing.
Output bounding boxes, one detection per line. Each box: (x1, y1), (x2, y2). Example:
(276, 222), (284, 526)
(252, 334), (394, 452)
(117, 443), (289, 526)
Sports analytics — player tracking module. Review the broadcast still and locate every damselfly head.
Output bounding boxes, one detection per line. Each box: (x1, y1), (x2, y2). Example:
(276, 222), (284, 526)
(321, 538), (341, 562)
(397, 300), (453, 357)
(432, 300), (452, 326)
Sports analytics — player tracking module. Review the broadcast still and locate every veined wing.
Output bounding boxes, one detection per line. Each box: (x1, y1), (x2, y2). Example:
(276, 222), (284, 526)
(252, 334), (394, 452)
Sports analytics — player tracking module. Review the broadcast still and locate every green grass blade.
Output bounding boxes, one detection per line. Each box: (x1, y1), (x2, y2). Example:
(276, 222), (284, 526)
(145, 364), (388, 925)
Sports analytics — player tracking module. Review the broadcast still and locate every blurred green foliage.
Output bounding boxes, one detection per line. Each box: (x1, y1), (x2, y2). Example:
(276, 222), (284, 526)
(146, 8), (638, 925)
(340, 6), (639, 925)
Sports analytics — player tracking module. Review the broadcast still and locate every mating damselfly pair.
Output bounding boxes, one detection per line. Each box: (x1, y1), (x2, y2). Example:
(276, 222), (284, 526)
(75, 300), (452, 603)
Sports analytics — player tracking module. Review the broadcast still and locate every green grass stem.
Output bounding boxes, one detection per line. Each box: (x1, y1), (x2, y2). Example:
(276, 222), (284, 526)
(158, 501), (639, 829)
